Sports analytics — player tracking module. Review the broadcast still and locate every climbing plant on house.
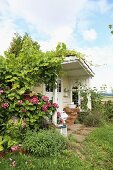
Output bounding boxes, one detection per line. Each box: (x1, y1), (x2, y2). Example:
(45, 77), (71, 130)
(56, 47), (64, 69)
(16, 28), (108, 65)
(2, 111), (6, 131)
(0, 33), (67, 148)
(0, 33), (89, 151)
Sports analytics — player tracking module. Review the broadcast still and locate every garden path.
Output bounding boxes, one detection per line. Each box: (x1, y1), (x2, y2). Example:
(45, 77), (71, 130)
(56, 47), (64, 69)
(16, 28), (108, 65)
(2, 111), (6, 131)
(67, 124), (95, 143)
(67, 124), (96, 159)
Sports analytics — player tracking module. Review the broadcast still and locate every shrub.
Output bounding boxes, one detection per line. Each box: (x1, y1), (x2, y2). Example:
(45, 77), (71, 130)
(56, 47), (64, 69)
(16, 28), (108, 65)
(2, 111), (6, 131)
(83, 110), (103, 127)
(22, 129), (68, 157)
(103, 100), (113, 120)
(77, 111), (89, 123)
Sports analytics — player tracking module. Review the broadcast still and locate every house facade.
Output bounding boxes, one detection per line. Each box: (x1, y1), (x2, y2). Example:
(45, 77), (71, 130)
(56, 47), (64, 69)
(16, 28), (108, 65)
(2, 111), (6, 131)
(32, 56), (94, 113)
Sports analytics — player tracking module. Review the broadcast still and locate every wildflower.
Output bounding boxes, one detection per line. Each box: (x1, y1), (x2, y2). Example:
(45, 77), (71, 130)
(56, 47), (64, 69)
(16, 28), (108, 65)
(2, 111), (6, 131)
(53, 103), (59, 108)
(11, 160), (16, 167)
(0, 89), (3, 94)
(41, 95), (49, 102)
(11, 145), (19, 152)
(42, 105), (48, 112)
(9, 158), (12, 161)
(1, 102), (9, 109)
(18, 100), (23, 105)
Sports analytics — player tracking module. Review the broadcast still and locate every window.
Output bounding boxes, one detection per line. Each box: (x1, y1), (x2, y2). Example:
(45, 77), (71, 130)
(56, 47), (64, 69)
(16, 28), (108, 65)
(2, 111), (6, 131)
(45, 84), (53, 92)
(45, 80), (61, 92)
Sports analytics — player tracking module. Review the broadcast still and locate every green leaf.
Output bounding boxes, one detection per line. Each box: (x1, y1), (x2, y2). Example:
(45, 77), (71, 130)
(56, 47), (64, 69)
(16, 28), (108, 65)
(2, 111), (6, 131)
(12, 83), (20, 89)
(18, 88), (26, 95)
(0, 145), (3, 151)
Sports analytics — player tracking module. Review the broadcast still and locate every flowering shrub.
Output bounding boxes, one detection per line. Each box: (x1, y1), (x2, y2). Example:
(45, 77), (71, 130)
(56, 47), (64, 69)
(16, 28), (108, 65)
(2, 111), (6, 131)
(0, 88), (59, 152)
(0, 88), (59, 137)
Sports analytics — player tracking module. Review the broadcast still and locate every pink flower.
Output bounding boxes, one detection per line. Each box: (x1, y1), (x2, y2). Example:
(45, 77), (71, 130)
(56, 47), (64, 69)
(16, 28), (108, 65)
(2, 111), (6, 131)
(31, 96), (39, 104)
(42, 105), (48, 112)
(1, 102), (9, 109)
(18, 100), (23, 105)
(41, 96), (49, 102)
(11, 145), (19, 152)
(22, 108), (27, 113)
(46, 102), (52, 107)
(60, 118), (65, 124)
(53, 103), (59, 108)
(57, 112), (61, 117)
(0, 89), (3, 94)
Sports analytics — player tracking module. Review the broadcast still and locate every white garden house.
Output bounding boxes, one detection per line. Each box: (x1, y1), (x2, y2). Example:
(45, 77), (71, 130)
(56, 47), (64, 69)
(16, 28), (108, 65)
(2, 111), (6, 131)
(33, 56), (94, 126)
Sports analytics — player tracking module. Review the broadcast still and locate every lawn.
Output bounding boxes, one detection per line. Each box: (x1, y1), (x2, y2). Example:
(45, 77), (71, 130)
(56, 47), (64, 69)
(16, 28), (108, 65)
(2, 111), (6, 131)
(0, 124), (113, 170)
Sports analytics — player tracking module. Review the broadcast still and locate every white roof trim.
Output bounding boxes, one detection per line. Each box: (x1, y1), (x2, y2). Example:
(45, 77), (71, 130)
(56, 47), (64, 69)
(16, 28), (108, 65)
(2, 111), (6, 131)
(62, 56), (94, 77)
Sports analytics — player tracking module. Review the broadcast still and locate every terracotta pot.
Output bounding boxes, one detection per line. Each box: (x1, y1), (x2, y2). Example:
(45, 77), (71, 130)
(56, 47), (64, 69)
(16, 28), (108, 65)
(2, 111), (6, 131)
(63, 107), (78, 125)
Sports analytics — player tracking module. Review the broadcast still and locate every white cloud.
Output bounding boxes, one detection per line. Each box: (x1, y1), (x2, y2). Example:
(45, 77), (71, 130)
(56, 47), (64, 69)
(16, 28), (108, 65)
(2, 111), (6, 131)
(98, 0), (113, 14)
(7, 0), (88, 34)
(0, 18), (16, 54)
(78, 46), (113, 88)
(40, 26), (73, 51)
(83, 29), (97, 41)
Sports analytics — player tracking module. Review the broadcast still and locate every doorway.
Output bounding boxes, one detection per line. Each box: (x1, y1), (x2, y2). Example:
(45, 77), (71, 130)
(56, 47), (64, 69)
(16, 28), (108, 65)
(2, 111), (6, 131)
(72, 86), (79, 107)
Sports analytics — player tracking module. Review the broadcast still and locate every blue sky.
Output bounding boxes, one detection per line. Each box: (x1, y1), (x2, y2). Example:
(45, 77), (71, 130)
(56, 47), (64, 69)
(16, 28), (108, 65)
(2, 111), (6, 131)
(0, 0), (113, 91)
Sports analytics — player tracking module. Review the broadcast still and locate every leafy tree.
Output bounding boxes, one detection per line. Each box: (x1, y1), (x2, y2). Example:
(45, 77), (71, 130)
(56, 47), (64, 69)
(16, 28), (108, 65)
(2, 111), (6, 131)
(109, 24), (113, 34)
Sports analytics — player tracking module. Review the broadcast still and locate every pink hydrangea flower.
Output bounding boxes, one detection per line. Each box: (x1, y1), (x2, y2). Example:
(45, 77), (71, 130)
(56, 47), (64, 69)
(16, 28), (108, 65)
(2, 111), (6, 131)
(0, 89), (3, 94)
(1, 102), (9, 109)
(42, 105), (48, 112)
(18, 100), (23, 105)
(53, 103), (59, 108)
(31, 96), (39, 104)
(41, 96), (49, 102)
(46, 102), (52, 107)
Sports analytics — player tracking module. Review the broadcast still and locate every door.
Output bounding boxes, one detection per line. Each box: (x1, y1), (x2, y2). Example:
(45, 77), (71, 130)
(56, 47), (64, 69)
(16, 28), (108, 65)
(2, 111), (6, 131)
(72, 86), (80, 107)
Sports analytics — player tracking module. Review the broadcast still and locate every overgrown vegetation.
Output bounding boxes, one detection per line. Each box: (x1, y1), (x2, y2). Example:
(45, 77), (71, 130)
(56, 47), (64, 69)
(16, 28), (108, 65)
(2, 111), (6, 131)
(1, 124), (113, 169)
(0, 32), (113, 169)
(79, 87), (113, 126)
(0, 33), (86, 153)
(22, 129), (68, 157)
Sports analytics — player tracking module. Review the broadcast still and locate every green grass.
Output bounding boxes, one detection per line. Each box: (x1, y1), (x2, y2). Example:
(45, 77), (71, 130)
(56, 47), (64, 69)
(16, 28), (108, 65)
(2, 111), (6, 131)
(1, 124), (113, 170)
(80, 124), (113, 170)
(0, 151), (89, 170)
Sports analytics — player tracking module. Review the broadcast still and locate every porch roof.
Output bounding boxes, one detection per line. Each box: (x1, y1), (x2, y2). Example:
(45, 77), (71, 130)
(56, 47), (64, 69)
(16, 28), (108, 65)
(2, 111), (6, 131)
(62, 56), (94, 77)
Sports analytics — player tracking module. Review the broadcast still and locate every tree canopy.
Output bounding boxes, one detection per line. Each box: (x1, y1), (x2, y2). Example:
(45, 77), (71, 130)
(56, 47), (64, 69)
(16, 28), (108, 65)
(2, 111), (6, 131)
(0, 33), (85, 95)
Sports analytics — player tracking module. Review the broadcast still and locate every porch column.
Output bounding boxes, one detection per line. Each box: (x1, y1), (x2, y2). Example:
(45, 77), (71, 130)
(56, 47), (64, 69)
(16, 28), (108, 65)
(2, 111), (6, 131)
(87, 79), (92, 110)
(52, 82), (57, 125)
(87, 92), (91, 110)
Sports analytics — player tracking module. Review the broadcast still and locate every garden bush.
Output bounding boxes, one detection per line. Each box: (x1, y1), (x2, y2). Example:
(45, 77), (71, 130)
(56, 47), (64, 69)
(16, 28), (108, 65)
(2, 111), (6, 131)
(77, 111), (89, 123)
(103, 100), (113, 120)
(22, 129), (68, 157)
(78, 109), (104, 127)
(83, 110), (104, 127)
